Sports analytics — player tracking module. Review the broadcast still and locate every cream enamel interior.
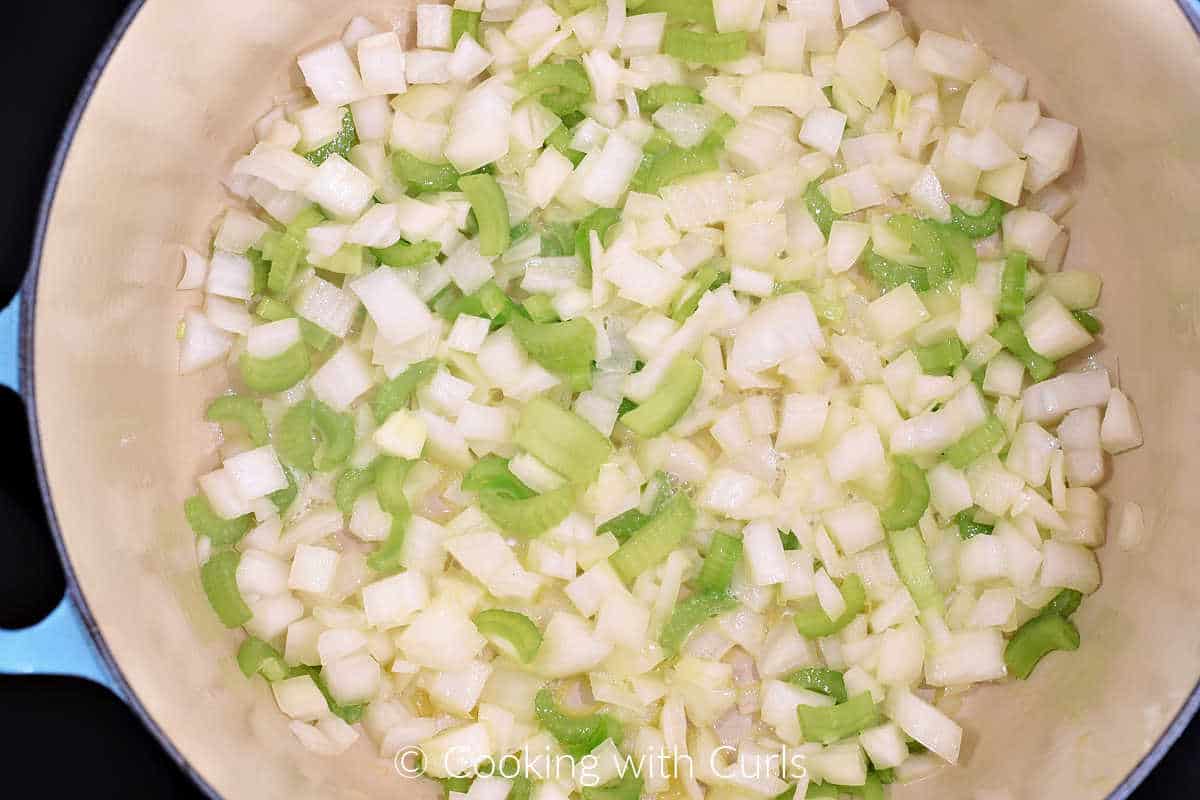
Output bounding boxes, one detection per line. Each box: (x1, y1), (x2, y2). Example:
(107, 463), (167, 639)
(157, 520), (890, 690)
(28, 1), (1200, 798)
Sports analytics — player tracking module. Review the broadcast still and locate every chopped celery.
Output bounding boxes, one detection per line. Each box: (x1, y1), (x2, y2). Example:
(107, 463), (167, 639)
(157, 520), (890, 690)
(1073, 309), (1102, 334)
(523, 294), (560, 323)
(636, 84), (703, 114)
(269, 466), (298, 514)
(534, 688), (624, 759)
(300, 320), (337, 352)
(201, 550), (252, 628)
(888, 214), (954, 287)
(1045, 588), (1083, 618)
(796, 692), (881, 745)
(793, 575), (867, 637)
(879, 458), (930, 531)
(293, 665), (364, 723)
(511, 315), (596, 392)
(785, 667), (848, 703)
(366, 515), (409, 575)
(276, 400), (319, 471)
(619, 356), (703, 437)
(804, 180), (840, 239)
(479, 485), (575, 537)
(237, 637), (290, 681)
(450, 9), (480, 44)
(610, 493), (697, 582)
(944, 416), (1006, 468)
(697, 532), (742, 594)
(459, 174), (511, 257)
(915, 337), (965, 375)
(633, 0), (715, 26)
(950, 198), (1006, 239)
(375, 456), (414, 517)
(255, 296), (293, 322)
(206, 395), (269, 446)
(392, 150), (461, 193)
(954, 508), (994, 540)
(663, 29), (748, 65)
(516, 60), (592, 97)
(580, 773), (643, 800)
(670, 259), (730, 322)
(992, 320), (1056, 381)
(937, 223), (978, 282)
(305, 110), (358, 166)
(865, 250), (930, 293)
(371, 239), (441, 267)
(335, 464), (376, 515)
(514, 398), (613, 486)
(887, 528), (943, 613)
(248, 248), (270, 294)
(660, 591), (738, 655)
(547, 126), (586, 167)
(632, 141), (720, 194)
(239, 342), (310, 394)
(184, 495), (253, 547)
(473, 609), (543, 663)
(312, 401), (355, 471)
(539, 221), (577, 257)
(780, 530), (801, 550)
(574, 207), (621, 270)
(1000, 252), (1029, 319)
(1005, 612), (1080, 679)
(261, 230), (304, 295)
(464, 456), (536, 500)
(372, 359), (438, 424)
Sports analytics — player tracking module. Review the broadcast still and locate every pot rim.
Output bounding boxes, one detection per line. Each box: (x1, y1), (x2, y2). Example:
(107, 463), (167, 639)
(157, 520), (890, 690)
(18, 2), (1200, 799)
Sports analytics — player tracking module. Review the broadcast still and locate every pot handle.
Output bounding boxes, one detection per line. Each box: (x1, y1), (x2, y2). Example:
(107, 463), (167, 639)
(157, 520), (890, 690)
(0, 295), (125, 699)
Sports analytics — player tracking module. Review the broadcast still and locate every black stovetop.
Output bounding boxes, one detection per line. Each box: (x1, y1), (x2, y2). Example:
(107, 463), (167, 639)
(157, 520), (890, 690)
(0, 2), (1195, 797)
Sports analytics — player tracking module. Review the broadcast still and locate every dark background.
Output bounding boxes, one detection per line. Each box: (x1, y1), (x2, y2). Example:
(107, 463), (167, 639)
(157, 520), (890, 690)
(0, 2), (1195, 798)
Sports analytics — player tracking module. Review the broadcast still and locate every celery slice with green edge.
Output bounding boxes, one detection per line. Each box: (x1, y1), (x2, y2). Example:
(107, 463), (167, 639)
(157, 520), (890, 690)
(632, 0), (716, 26)
(514, 398), (613, 487)
(251, 300), (335, 351)
(1000, 251), (1029, 319)
(239, 342), (310, 394)
(534, 688), (624, 759)
(609, 493), (697, 582)
(480, 485), (574, 537)
(663, 29), (748, 64)
(511, 315), (596, 392)
(248, 249), (270, 294)
(1073, 310), (1102, 334)
(473, 609), (543, 662)
(371, 239), (441, 267)
(201, 550), (252, 628)
(312, 401), (355, 471)
(879, 458), (930, 531)
(1005, 611), (1080, 679)
(992, 320), (1056, 381)
(887, 528), (943, 613)
(523, 294), (560, 323)
(955, 508), (994, 540)
(697, 532), (742, 594)
(515, 60), (592, 98)
(796, 692), (882, 745)
(574, 207), (621, 269)
(335, 464), (377, 514)
(366, 514), (409, 575)
(539, 221), (577, 257)
(950, 198), (1006, 239)
(184, 495), (254, 547)
(580, 772), (643, 800)
(632, 141), (721, 194)
(636, 84), (703, 114)
(944, 415), (1006, 468)
(865, 250), (930, 293)
(786, 667), (848, 703)
(304, 110), (358, 165)
(671, 259), (730, 322)
(793, 574), (866, 637)
(372, 359), (438, 424)
(1046, 588), (1084, 618)
(237, 637), (290, 681)
(260, 230), (304, 294)
(660, 591), (738, 655)
(255, 296), (293, 322)
(276, 401), (319, 471)
(888, 214), (954, 287)
(915, 336), (965, 375)
(780, 530), (801, 550)
(463, 456), (535, 500)
(269, 466), (299, 514)
(375, 457), (414, 517)
(936, 222), (978, 282)
(392, 150), (461, 193)
(547, 126), (586, 166)
(458, 173), (511, 256)
(450, 9), (480, 45)
(619, 356), (703, 437)
(597, 508), (651, 542)
(804, 180), (840, 238)
(291, 665), (364, 723)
